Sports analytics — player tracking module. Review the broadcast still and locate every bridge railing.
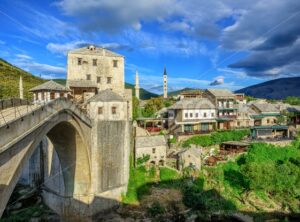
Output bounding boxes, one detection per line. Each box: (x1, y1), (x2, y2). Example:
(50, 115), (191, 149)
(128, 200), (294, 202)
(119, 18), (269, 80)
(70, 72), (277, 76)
(0, 98), (91, 152)
(0, 98), (30, 111)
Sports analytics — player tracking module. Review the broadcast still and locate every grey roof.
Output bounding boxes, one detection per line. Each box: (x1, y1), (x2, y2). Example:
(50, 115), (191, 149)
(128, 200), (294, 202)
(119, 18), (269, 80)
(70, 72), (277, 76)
(68, 45), (123, 57)
(29, 80), (70, 92)
(67, 79), (97, 88)
(135, 135), (167, 148)
(177, 146), (202, 156)
(87, 89), (124, 102)
(206, 89), (235, 98)
(236, 103), (257, 114)
(169, 98), (215, 110)
(252, 102), (279, 113)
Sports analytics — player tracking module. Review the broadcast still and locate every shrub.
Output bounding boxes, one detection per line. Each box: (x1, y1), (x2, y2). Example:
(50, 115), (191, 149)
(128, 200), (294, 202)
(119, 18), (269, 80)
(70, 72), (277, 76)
(147, 201), (165, 217)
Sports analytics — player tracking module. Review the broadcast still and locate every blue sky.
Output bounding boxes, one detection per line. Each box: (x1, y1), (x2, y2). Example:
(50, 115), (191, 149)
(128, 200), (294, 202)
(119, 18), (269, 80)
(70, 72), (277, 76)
(1, 0), (299, 94)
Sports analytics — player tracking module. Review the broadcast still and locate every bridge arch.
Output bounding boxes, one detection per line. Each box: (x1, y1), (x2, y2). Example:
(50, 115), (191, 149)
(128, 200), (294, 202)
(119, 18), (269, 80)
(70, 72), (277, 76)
(0, 109), (92, 217)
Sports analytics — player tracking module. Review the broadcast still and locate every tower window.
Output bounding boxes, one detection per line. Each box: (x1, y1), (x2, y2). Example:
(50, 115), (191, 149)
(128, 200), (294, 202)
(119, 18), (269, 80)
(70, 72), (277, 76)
(152, 148), (156, 154)
(107, 77), (112, 84)
(112, 106), (117, 114)
(78, 58), (82, 65)
(97, 76), (101, 83)
(93, 59), (97, 66)
(86, 74), (91, 80)
(98, 107), (103, 114)
(113, 60), (118, 67)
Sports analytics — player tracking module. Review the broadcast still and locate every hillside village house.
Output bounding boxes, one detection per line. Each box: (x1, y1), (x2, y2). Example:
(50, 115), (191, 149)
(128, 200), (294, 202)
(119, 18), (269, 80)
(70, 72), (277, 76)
(250, 102), (289, 139)
(203, 89), (237, 130)
(135, 135), (167, 166)
(168, 98), (216, 135)
(235, 93), (246, 104)
(235, 103), (255, 128)
(29, 80), (70, 104)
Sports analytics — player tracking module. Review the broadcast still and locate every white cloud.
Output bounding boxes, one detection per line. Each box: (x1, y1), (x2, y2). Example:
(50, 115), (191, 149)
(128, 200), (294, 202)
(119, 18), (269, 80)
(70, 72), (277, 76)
(46, 41), (87, 55)
(210, 76), (224, 86)
(13, 54), (66, 75)
(15, 54), (32, 60)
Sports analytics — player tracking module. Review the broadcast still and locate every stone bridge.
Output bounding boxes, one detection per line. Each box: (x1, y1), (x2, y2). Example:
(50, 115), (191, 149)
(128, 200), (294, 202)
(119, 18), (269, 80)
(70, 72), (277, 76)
(0, 98), (130, 220)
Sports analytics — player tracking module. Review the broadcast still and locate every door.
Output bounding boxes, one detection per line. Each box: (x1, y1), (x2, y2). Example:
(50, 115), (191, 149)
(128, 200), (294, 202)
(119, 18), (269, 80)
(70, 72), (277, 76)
(201, 123), (209, 132)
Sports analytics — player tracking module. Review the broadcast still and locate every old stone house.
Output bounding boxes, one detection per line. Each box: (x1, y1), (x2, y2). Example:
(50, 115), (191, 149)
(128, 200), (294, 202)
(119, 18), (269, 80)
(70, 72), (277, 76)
(135, 135), (167, 166)
(168, 98), (216, 135)
(67, 45), (132, 119)
(176, 146), (202, 171)
(29, 80), (70, 104)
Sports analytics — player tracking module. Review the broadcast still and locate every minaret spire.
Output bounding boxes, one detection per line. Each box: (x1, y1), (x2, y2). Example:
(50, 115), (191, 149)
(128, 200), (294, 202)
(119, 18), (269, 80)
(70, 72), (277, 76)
(163, 66), (168, 99)
(19, 75), (24, 99)
(135, 69), (140, 100)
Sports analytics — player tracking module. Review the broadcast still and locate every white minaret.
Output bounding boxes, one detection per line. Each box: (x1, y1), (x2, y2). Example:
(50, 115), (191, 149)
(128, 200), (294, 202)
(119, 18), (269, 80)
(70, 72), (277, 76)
(135, 69), (140, 100)
(163, 67), (168, 99)
(19, 75), (24, 99)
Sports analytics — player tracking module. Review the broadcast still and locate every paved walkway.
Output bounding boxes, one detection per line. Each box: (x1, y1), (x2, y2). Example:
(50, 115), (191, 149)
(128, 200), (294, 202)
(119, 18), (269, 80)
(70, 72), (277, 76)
(0, 104), (41, 126)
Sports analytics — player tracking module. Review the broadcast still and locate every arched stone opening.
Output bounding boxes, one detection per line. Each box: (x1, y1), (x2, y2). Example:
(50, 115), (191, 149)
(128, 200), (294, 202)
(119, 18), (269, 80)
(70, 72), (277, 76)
(46, 121), (91, 196)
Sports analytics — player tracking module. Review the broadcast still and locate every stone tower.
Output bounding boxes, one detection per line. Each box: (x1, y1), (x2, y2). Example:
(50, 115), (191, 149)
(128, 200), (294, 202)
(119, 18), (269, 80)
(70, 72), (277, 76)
(163, 67), (168, 99)
(135, 69), (140, 100)
(19, 76), (24, 99)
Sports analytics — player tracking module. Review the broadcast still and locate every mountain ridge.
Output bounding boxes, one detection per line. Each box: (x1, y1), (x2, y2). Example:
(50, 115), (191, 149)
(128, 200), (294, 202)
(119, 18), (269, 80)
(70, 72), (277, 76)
(235, 77), (300, 99)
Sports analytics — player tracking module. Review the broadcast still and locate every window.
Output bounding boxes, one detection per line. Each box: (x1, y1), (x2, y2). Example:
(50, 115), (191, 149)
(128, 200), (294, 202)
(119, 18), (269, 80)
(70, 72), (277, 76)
(204, 112), (207, 117)
(185, 113), (188, 118)
(86, 74), (91, 80)
(98, 107), (103, 115)
(237, 121), (240, 126)
(274, 119), (277, 123)
(107, 77), (112, 84)
(195, 113), (199, 118)
(93, 59), (97, 66)
(190, 113), (193, 118)
(267, 119), (270, 124)
(78, 58), (82, 65)
(112, 106), (117, 114)
(113, 60), (118, 67)
(97, 76), (101, 83)
(152, 148), (156, 154)
(211, 113), (214, 117)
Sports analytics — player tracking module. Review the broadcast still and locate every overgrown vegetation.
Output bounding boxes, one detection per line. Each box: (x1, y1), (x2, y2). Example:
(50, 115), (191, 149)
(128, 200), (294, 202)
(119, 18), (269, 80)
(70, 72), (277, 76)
(182, 129), (250, 147)
(122, 155), (180, 204)
(184, 139), (300, 215)
(284, 96), (300, 106)
(0, 58), (44, 100)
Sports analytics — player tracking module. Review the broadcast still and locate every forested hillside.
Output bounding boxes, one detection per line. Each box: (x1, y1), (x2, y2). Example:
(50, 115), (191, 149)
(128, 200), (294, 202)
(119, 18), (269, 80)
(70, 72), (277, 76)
(0, 58), (44, 99)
